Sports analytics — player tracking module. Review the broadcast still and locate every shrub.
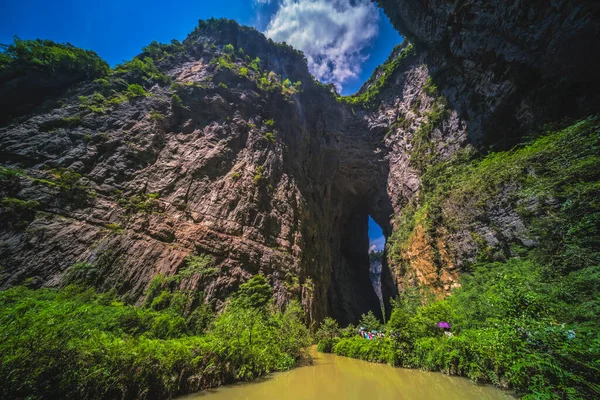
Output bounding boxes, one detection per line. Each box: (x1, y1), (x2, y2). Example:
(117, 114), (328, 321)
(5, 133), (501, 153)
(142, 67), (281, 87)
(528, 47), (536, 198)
(0, 37), (109, 79)
(253, 166), (265, 183)
(171, 94), (183, 108)
(105, 223), (123, 234)
(149, 110), (165, 121)
(223, 44), (235, 54)
(1, 196), (39, 213)
(125, 83), (147, 98)
(114, 56), (169, 85)
(249, 57), (261, 71)
(0, 278), (311, 399)
(263, 132), (276, 143)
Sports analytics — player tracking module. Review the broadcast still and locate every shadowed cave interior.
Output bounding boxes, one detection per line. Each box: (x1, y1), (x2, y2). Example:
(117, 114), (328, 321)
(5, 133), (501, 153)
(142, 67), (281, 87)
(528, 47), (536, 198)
(328, 202), (397, 326)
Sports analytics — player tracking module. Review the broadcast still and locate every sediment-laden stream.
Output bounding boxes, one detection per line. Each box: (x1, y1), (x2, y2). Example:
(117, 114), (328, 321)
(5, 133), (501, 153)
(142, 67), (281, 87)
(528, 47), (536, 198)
(180, 347), (514, 400)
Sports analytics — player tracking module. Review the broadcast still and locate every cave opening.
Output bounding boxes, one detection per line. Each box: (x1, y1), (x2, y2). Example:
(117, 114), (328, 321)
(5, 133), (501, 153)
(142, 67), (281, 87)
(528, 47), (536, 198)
(368, 216), (386, 319)
(328, 203), (397, 327)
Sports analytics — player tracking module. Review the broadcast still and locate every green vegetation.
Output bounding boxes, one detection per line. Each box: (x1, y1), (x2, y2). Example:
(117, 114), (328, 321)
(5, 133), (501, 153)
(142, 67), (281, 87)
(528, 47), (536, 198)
(149, 110), (165, 121)
(218, 82), (228, 89)
(410, 96), (448, 172)
(316, 317), (340, 353)
(0, 197), (40, 228)
(0, 274), (311, 399)
(79, 92), (107, 113)
(249, 57), (261, 71)
(0, 37), (109, 79)
(140, 39), (185, 63)
(125, 83), (147, 98)
(40, 115), (82, 131)
(208, 43), (301, 98)
(264, 119), (275, 127)
(113, 56), (170, 85)
(223, 43), (235, 54)
(321, 117), (600, 399)
(105, 223), (123, 234)
(338, 44), (415, 108)
(253, 166), (266, 183)
(263, 132), (276, 143)
(171, 93), (183, 108)
(422, 76), (438, 96)
(117, 192), (160, 214)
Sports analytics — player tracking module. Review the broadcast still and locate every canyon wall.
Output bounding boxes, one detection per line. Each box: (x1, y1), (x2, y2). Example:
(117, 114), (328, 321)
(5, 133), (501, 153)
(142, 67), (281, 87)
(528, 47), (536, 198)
(1, 1), (599, 324)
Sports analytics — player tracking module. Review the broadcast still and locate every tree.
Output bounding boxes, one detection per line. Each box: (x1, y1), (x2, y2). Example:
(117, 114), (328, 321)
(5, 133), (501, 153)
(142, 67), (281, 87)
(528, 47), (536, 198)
(316, 317), (340, 353)
(223, 43), (235, 54)
(231, 274), (272, 310)
(316, 317), (340, 342)
(359, 310), (381, 331)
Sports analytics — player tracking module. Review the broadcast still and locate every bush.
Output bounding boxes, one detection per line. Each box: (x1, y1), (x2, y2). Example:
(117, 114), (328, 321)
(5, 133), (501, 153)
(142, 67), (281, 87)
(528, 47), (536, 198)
(171, 94), (183, 108)
(223, 44), (235, 54)
(114, 56), (169, 85)
(0, 277), (311, 399)
(125, 83), (147, 98)
(0, 37), (109, 79)
(263, 132), (276, 143)
(253, 166), (265, 183)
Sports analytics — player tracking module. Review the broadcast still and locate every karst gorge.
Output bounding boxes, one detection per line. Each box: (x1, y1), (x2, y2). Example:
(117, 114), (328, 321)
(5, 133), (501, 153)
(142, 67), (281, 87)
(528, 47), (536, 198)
(0, 1), (599, 399)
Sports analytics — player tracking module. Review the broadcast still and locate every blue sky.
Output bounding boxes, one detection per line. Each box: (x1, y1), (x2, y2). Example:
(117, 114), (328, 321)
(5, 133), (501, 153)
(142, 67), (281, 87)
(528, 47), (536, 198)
(368, 217), (385, 252)
(0, 0), (401, 95)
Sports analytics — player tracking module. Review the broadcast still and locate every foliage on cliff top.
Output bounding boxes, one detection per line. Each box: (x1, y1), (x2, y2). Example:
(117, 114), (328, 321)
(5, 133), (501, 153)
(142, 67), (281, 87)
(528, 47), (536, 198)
(187, 18), (306, 61)
(0, 37), (109, 79)
(338, 43), (415, 108)
(0, 274), (311, 399)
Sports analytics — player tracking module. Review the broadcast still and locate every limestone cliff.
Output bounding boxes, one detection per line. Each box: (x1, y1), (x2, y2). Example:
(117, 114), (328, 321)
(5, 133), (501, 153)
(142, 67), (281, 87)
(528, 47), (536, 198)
(1, 0), (599, 325)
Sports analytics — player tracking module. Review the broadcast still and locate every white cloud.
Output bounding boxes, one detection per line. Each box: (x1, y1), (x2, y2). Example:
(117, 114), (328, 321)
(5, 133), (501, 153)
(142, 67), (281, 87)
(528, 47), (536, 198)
(369, 235), (385, 252)
(262, 0), (380, 91)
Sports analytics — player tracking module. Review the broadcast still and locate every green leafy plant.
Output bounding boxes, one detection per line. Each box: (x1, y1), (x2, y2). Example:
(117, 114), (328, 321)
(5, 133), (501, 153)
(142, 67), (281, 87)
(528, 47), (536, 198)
(125, 83), (147, 98)
(0, 281), (311, 399)
(263, 132), (276, 143)
(253, 166), (265, 183)
(171, 94), (183, 108)
(223, 43), (235, 54)
(0, 37), (109, 78)
(105, 223), (123, 234)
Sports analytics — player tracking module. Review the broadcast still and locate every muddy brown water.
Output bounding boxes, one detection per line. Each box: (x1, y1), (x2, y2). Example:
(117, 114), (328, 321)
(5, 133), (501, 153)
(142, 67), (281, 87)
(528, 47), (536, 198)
(180, 346), (514, 400)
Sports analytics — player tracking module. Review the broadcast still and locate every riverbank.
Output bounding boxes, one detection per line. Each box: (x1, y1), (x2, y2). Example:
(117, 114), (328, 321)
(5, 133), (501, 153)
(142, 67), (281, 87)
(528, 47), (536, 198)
(0, 275), (311, 399)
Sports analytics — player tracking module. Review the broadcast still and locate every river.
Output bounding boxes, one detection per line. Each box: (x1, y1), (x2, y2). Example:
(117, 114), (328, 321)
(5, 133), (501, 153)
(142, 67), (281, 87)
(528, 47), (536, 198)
(180, 346), (514, 400)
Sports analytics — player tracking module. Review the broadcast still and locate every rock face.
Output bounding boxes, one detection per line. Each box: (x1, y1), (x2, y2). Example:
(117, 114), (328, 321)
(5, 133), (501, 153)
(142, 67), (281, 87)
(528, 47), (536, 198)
(377, 0), (600, 146)
(1, 1), (599, 325)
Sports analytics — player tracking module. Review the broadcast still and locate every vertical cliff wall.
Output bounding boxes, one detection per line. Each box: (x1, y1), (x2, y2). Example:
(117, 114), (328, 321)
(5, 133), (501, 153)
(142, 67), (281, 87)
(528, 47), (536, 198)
(1, 1), (599, 325)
